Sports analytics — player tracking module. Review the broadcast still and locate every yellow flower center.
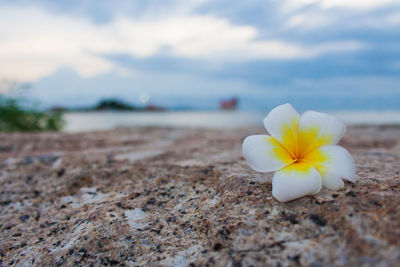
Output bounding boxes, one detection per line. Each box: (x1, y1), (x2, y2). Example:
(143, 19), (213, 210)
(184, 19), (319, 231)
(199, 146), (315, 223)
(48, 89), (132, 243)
(275, 119), (332, 174)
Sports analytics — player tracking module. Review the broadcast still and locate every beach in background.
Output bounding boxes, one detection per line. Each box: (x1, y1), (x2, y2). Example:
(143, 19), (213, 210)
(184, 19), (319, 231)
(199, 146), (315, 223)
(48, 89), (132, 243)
(64, 110), (400, 132)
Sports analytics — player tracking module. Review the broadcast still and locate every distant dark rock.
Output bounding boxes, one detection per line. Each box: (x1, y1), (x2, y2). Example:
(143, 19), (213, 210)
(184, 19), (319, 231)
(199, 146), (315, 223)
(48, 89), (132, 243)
(93, 99), (138, 111)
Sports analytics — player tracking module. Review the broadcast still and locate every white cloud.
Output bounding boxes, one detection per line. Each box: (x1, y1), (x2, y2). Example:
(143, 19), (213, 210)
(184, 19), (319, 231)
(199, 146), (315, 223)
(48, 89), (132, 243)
(391, 61), (400, 70)
(0, 7), (114, 82)
(0, 80), (15, 94)
(319, 0), (399, 9)
(362, 11), (400, 28)
(282, 0), (399, 11)
(285, 10), (400, 31)
(282, 1), (400, 31)
(0, 6), (363, 82)
(284, 10), (334, 29)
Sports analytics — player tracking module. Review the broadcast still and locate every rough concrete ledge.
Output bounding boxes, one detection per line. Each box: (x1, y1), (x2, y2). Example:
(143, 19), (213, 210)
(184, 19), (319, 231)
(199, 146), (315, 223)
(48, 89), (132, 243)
(0, 126), (399, 266)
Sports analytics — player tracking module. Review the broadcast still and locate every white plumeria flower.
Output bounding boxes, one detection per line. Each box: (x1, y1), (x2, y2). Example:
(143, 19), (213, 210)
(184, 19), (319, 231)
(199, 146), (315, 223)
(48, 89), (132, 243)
(242, 103), (357, 202)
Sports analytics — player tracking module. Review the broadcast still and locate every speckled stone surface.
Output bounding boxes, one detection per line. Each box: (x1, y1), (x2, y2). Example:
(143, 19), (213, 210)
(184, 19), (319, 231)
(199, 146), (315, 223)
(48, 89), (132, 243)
(0, 126), (399, 266)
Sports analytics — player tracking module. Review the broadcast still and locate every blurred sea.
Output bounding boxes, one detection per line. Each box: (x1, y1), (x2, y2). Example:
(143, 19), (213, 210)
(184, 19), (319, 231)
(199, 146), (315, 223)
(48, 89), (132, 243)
(64, 111), (400, 132)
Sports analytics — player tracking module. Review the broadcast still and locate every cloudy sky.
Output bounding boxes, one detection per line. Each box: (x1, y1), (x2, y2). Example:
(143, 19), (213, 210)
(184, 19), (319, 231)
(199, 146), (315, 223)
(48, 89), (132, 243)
(1, 0), (400, 110)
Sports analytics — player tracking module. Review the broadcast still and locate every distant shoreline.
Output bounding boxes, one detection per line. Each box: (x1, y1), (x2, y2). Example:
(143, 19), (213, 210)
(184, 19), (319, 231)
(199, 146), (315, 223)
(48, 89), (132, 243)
(62, 110), (400, 132)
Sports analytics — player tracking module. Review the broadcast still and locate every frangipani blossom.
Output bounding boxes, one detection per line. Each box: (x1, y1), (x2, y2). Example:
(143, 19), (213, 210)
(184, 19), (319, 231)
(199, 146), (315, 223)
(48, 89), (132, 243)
(242, 103), (357, 202)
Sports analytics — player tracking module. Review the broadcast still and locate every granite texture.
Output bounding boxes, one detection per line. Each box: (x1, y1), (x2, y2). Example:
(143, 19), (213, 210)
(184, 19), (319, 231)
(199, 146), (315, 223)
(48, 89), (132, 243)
(0, 126), (399, 266)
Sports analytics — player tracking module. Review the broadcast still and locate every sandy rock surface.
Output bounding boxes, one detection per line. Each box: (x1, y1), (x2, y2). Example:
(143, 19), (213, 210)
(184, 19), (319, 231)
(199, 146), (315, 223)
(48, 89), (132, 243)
(0, 126), (399, 266)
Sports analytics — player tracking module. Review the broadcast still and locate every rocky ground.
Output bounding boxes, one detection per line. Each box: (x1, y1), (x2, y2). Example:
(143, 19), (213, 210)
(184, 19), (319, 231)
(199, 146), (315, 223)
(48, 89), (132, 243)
(0, 126), (399, 266)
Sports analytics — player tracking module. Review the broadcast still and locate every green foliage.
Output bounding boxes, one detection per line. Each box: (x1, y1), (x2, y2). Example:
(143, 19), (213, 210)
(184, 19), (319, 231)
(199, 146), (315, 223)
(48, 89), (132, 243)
(0, 97), (65, 132)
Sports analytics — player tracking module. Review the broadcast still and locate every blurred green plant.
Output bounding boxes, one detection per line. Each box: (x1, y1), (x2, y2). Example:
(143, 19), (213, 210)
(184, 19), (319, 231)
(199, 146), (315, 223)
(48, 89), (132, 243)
(0, 96), (65, 132)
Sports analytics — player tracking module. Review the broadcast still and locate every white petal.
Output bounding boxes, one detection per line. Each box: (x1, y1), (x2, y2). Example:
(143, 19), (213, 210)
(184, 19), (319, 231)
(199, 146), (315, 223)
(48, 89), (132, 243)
(263, 103), (299, 156)
(272, 162), (322, 202)
(303, 145), (357, 190)
(323, 173), (345, 190)
(297, 111), (346, 156)
(242, 135), (293, 172)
